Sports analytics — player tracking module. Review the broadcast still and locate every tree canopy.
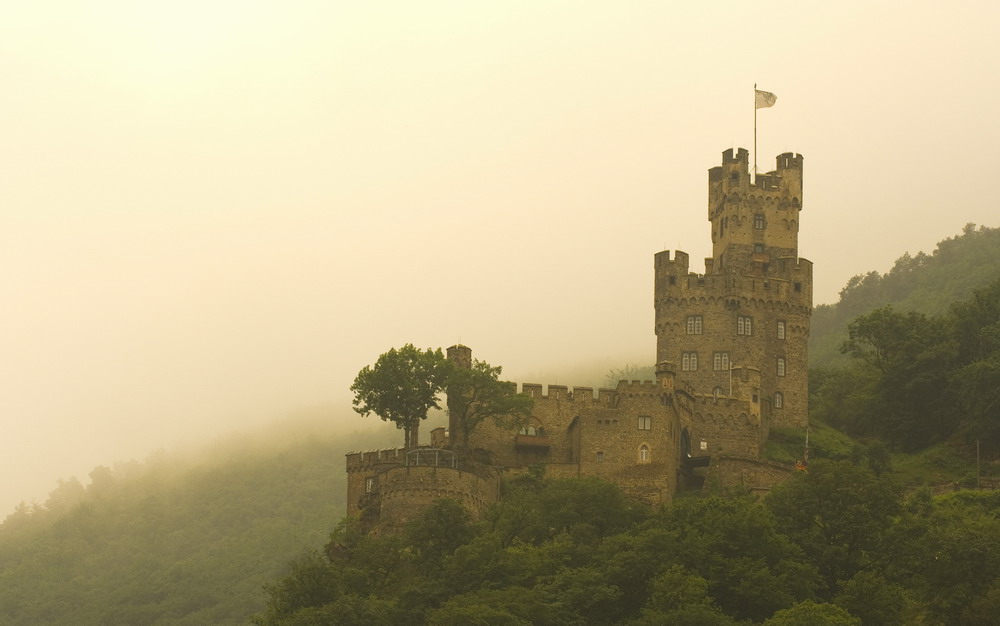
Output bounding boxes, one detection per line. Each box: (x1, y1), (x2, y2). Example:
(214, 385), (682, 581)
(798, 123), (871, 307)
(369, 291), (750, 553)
(350, 345), (450, 447)
(446, 359), (534, 449)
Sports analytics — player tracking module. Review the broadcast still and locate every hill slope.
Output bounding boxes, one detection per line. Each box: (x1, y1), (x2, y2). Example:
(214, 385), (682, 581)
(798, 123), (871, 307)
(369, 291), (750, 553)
(0, 411), (395, 626)
(810, 224), (1000, 368)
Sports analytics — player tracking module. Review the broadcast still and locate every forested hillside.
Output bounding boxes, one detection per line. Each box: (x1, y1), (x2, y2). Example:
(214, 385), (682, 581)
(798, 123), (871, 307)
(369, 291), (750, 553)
(254, 468), (1000, 625)
(810, 224), (1000, 368)
(0, 412), (395, 626)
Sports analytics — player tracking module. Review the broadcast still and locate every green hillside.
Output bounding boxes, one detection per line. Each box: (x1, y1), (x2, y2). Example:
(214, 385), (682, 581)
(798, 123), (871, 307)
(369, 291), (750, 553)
(0, 411), (394, 626)
(810, 224), (1000, 369)
(253, 469), (1000, 625)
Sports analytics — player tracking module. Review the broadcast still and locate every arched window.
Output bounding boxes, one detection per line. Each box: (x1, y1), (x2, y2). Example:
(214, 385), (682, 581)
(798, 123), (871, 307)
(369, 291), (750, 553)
(774, 392), (784, 408)
(639, 445), (650, 463)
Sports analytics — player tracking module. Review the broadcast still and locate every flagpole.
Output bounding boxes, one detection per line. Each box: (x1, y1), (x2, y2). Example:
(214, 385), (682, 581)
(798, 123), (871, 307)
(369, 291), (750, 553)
(753, 83), (757, 181)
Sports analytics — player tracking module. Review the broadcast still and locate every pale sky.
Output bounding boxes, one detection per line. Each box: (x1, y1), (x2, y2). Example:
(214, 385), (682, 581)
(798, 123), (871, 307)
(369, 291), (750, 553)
(2, 1), (998, 515)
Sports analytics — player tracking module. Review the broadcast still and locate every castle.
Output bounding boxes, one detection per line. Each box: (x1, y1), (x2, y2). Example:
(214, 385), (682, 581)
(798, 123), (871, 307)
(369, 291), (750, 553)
(346, 148), (810, 533)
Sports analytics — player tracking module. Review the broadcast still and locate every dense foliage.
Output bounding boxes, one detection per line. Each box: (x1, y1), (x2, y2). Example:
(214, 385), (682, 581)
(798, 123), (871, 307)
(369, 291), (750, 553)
(810, 224), (1000, 368)
(351, 345), (450, 448)
(352, 346), (532, 449)
(0, 414), (394, 625)
(811, 278), (1000, 452)
(254, 468), (1000, 625)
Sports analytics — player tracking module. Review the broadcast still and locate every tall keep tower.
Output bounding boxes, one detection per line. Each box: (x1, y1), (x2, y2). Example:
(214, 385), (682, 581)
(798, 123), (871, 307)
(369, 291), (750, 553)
(654, 149), (811, 431)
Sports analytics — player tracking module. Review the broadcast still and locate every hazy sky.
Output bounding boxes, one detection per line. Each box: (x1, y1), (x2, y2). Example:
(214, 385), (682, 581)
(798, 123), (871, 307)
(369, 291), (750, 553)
(2, 1), (998, 515)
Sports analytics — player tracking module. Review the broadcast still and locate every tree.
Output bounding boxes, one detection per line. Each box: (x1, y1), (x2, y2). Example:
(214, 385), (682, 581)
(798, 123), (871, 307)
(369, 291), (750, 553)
(763, 600), (860, 626)
(350, 345), (449, 448)
(767, 460), (901, 594)
(445, 359), (533, 449)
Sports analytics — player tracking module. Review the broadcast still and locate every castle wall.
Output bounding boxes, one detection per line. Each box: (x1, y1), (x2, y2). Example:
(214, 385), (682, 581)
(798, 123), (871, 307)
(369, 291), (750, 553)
(375, 465), (500, 534)
(461, 378), (681, 507)
(705, 456), (795, 495)
(345, 447), (405, 518)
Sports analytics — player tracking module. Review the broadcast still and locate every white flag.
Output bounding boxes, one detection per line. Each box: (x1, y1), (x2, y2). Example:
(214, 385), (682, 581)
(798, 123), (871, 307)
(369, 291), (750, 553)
(755, 89), (777, 109)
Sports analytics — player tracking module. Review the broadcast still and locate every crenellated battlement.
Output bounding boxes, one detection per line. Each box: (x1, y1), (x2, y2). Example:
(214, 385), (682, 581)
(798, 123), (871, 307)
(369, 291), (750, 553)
(653, 263), (813, 310)
(346, 447), (405, 472)
(517, 382), (619, 406)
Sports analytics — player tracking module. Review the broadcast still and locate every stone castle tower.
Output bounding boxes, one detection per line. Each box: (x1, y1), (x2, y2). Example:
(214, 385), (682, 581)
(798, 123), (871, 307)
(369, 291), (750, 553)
(654, 149), (811, 431)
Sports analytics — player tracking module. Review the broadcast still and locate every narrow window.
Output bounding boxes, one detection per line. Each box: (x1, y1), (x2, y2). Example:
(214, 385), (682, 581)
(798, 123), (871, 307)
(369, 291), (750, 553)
(774, 392), (784, 408)
(777, 357), (786, 377)
(596, 451), (604, 463)
(364, 477), (375, 493)
(639, 445), (650, 463)
(682, 352), (698, 371)
(777, 320), (786, 340)
(686, 315), (703, 335)
(713, 352), (730, 371)
(754, 213), (765, 229)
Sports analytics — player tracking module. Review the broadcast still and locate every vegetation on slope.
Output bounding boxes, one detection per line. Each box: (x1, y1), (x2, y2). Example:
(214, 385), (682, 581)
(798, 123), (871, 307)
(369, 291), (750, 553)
(810, 224), (1000, 369)
(254, 467), (1000, 625)
(0, 411), (394, 626)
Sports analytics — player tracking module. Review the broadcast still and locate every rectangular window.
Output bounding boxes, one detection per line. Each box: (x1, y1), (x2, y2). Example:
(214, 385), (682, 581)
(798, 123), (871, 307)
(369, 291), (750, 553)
(737, 315), (753, 336)
(777, 357), (786, 377)
(638, 416), (651, 430)
(754, 213), (765, 229)
(364, 477), (375, 493)
(713, 352), (730, 371)
(596, 451), (604, 463)
(754, 243), (765, 253)
(682, 352), (698, 371)
(777, 320), (786, 340)
(686, 315), (703, 335)
(774, 392), (784, 408)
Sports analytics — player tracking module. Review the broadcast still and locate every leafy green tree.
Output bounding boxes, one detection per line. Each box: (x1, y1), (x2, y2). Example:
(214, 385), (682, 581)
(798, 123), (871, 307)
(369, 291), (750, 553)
(768, 460), (901, 595)
(403, 499), (474, 570)
(658, 495), (821, 622)
(445, 358), (533, 449)
(763, 600), (860, 625)
(632, 565), (738, 625)
(351, 345), (449, 447)
(833, 571), (906, 626)
(840, 306), (958, 449)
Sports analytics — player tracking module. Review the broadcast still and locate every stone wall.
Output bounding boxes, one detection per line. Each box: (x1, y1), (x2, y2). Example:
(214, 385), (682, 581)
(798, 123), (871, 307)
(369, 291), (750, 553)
(375, 464), (501, 535)
(705, 456), (795, 495)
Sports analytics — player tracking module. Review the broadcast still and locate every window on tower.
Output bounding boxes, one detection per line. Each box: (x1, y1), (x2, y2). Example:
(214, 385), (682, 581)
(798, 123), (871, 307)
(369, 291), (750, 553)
(713, 352), (730, 371)
(777, 357), (786, 377)
(638, 416), (651, 430)
(682, 352), (698, 371)
(774, 392), (784, 408)
(738, 315), (753, 335)
(777, 320), (786, 340)
(686, 316), (703, 335)
(754, 213), (765, 229)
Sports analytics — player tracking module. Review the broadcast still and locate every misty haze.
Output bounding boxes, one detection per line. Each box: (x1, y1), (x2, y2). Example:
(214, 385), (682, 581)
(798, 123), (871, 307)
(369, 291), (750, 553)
(2, 1), (1000, 624)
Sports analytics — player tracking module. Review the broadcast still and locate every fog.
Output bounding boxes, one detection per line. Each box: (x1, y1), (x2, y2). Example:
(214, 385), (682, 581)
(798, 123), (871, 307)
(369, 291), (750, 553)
(2, 1), (998, 515)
